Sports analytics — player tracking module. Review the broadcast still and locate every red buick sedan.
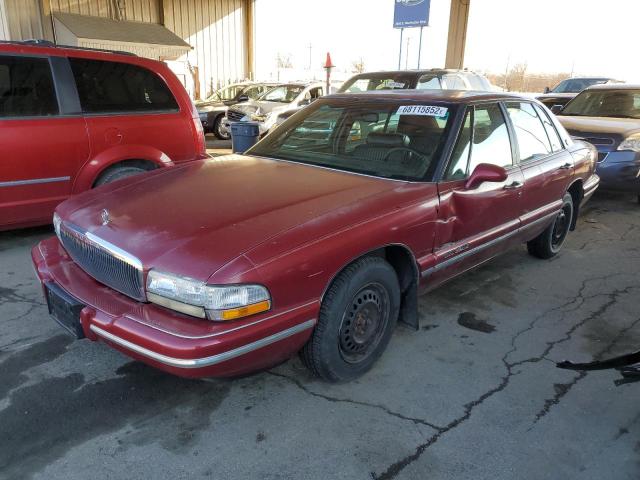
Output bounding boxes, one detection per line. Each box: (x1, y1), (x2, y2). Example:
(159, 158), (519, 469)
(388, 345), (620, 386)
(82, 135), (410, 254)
(32, 91), (599, 382)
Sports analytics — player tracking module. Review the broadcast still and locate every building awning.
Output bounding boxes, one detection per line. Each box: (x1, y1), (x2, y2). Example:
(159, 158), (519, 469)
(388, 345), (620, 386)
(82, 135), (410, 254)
(53, 12), (191, 60)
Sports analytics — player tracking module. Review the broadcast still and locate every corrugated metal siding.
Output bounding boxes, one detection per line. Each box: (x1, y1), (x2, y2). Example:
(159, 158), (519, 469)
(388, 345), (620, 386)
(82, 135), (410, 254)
(50, 0), (161, 24)
(164, 0), (247, 97)
(5, 0), (44, 40)
(0, 0), (10, 41)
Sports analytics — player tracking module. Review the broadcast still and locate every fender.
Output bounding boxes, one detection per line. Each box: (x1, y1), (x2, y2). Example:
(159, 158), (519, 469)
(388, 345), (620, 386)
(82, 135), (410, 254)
(72, 144), (174, 193)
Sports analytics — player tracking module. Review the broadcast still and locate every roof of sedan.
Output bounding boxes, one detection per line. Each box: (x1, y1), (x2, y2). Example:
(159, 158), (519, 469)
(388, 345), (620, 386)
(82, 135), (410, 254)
(585, 83), (640, 90)
(327, 89), (530, 103)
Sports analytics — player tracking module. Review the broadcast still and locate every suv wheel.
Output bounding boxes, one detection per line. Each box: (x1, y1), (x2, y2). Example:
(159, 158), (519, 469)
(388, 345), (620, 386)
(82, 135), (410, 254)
(213, 115), (230, 140)
(527, 192), (574, 259)
(301, 256), (400, 382)
(95, 165), (148, 187)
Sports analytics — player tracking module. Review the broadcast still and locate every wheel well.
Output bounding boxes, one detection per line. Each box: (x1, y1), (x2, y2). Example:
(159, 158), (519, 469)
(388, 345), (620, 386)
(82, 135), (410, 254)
(567, 180), (583, 231)
(325, 245), (420, 329)
(93, 159), (158, 187)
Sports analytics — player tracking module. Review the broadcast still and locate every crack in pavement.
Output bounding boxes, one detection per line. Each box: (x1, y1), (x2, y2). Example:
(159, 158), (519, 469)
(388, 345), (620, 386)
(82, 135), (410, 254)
(371, 277), (639, 480)
(267, 371), (444, 432)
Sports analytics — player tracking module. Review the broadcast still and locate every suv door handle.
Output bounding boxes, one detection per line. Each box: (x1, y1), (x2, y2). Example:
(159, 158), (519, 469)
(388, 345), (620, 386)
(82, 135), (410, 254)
(558, 162), (572, 170)
(503, 181), (523, 190)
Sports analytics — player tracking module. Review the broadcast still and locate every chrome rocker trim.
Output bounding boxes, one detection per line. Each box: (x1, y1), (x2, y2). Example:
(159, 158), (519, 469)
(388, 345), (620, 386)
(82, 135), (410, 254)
(89, 319), (316, 369)
(0, 176), (70, 187)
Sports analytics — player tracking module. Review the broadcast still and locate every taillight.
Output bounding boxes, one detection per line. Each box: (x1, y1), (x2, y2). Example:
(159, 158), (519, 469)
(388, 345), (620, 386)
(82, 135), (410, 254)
(192, 115), (207, 159)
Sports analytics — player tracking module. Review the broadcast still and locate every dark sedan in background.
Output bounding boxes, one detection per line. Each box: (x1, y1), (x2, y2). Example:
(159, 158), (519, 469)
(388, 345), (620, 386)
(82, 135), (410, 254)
(196, 82), (276, 139)
(537, 77), (623, 109)
(556, 84), (640, 202)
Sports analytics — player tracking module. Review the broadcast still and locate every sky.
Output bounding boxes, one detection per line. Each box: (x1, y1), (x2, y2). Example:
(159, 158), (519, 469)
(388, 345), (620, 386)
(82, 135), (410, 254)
(253, 0), (640, 83)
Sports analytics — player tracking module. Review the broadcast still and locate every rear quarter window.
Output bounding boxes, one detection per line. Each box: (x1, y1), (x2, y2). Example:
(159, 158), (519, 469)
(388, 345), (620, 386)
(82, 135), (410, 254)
(69, 58), (179, 114)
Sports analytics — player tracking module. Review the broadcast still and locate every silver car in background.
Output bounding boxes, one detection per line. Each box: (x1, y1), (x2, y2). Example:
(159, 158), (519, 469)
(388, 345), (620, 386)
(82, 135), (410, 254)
(222, 82), (325, 136)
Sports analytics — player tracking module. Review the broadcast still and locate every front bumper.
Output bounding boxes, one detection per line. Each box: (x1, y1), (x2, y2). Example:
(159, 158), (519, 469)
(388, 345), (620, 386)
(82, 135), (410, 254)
(222, 115), (270, 136)
(32, 237), (317, 378)
(595, 151), (640, 193)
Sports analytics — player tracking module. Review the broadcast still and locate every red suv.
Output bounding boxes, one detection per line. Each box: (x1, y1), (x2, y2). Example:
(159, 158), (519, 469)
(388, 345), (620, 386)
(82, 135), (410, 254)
(0, 41), (207, 231)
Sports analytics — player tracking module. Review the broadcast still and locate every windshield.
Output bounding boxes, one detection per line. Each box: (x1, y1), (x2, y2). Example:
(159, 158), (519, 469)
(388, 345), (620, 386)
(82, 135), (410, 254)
(562, 89), (640, 119)
(248, 101), (453, 181)
(207, 85), (246, 101)
(260, 85), (304, 103)
(339, 75), (415, 93)
(552, 78), (607, 94)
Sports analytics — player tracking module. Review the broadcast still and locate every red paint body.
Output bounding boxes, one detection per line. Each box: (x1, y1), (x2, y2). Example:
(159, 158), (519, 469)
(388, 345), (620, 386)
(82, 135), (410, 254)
(0, 43), (206, 231)
(32, 92), (600, 378)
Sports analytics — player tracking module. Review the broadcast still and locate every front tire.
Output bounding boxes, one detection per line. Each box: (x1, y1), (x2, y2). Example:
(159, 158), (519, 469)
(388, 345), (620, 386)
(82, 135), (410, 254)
(213, 115), (230, 140)
(527, 192), (574, 259)
(301, 256), (400, 382)
(94, 165), (148, 187)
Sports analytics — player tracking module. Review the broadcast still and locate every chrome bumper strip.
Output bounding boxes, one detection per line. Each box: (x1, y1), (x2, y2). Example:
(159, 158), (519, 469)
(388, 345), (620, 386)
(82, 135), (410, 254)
(0, 176), (70, 187)
(89, 319), (316, 368)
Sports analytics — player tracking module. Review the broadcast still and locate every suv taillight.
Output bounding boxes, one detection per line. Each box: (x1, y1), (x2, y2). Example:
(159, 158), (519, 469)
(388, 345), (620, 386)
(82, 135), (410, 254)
(192, 115), (207, 159)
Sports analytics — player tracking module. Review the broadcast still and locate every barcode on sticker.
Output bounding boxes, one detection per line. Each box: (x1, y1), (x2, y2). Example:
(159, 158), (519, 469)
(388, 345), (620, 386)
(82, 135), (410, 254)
(397, 105), (448, 117)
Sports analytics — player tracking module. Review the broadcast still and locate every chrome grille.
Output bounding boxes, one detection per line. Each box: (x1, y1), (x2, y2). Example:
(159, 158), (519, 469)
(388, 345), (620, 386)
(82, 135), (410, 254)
(59, 224), (146, 301)
(226, 109), (245, 122)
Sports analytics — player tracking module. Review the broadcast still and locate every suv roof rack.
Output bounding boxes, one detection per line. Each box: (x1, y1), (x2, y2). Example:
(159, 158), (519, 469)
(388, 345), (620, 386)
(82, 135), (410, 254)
(0, 39), (137, 57)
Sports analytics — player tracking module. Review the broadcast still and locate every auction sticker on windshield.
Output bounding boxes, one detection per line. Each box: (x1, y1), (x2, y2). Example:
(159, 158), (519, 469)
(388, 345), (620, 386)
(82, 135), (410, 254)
(397, 105), (448, 117)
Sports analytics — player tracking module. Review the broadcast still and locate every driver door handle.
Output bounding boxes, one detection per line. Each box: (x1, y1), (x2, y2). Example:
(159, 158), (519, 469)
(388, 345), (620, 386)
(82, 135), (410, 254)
(504, 181), (523, 190)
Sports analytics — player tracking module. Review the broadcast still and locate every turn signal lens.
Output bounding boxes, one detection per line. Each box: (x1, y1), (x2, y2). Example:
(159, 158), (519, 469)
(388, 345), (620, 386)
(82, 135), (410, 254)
(210, 300), (272, 321)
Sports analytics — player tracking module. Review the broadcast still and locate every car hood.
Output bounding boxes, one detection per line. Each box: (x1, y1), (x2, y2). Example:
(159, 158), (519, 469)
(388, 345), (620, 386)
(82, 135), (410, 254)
(232, 100), (291, 116)
(558, 115), (640, 136)
(59, 156), (399, 281)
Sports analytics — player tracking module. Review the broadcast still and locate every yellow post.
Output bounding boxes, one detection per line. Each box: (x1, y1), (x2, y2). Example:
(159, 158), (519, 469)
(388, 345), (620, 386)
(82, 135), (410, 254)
(445, 0), (470, 70)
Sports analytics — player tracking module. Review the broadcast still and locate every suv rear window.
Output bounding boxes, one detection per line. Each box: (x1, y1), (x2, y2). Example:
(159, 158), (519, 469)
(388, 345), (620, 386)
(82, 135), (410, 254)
(0, 56), (59, 117)
(69, 58), (178, 114)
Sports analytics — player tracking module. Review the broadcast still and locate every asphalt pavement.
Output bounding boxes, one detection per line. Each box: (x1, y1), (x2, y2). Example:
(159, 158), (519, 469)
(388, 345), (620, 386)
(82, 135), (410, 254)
(1, 192), (639, 480)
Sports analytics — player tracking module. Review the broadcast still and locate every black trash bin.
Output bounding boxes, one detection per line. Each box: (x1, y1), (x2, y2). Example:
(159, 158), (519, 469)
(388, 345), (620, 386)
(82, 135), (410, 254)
(230, 122), (260, 153)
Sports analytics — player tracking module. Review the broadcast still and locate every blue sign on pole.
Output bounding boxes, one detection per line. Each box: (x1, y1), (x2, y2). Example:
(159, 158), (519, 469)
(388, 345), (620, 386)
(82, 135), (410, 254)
(393, 0), (431, 29)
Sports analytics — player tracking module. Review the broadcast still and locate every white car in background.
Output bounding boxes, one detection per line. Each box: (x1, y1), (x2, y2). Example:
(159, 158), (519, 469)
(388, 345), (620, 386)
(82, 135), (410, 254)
(223, 82), (325, 136)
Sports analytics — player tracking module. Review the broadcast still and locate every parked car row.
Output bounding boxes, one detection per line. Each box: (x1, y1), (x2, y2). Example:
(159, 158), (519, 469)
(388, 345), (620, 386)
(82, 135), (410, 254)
(5, 42), (636, 384)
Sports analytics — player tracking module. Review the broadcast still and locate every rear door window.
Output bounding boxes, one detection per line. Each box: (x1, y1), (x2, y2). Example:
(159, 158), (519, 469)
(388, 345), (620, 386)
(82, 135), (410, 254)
(69, 58), (178, 114)
(0, 55), (58, 117)
(534, 104), (563, 152)
(506, 102), (553, 161)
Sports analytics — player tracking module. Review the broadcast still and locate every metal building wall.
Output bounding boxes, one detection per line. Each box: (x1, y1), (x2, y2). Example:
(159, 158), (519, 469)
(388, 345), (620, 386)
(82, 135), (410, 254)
(49, 0), (161, 23)
(0, 0), (10, 40)
(164, 0), (248, 97)
(4, 0), (44, 40)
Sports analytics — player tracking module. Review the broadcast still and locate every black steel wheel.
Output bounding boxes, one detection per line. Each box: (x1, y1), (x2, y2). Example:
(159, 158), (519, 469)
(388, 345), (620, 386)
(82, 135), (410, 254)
(301, 256), (400, 382)
(338, 283), (390, 364)
(213, 115), (230, 140)
(527, 192), (574, 259)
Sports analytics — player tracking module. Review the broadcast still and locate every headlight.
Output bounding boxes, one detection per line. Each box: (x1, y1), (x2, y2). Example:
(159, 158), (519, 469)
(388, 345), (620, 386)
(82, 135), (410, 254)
(618, 134), (640, 152)
(146, 270), (271, 321)
(53, 212), (62, 238)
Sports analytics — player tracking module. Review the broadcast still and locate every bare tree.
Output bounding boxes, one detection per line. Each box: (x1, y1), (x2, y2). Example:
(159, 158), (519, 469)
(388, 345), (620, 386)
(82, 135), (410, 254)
(352, 58), (366, 74)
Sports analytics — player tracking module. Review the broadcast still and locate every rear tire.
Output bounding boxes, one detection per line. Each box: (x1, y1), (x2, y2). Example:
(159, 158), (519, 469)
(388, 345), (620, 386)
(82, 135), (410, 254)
(301, 256), (400, 382)
(527, 192), (574, 259)
(213, 115), (230, 140)
(94, 166), (148, 187)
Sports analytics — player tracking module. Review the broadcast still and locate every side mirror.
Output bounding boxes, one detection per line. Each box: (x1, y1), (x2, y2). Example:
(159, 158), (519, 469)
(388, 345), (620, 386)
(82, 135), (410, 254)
(465, 163), (508, 190)
(299, 98), (314, 106)
(544, 86), (550, 94)
(237, 95), (249, 102)
(551, 104), (564, 115)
